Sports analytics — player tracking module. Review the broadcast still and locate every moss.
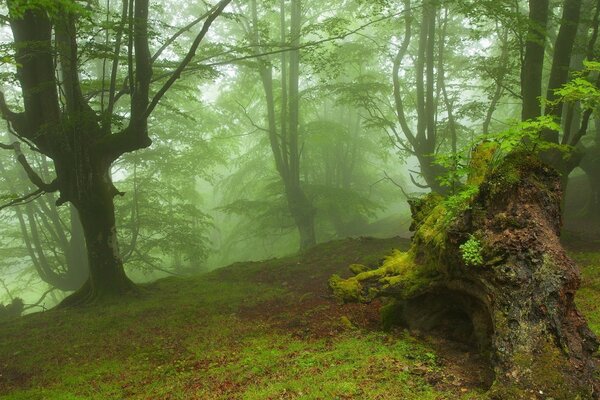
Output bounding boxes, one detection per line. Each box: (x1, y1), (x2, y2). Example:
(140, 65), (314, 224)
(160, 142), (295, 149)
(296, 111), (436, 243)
(329, 274), (363, 303)
(380, 300), (405, 332)
(409, 193), (444, 231)
(339, 316), (356, 330)
(349, 264), (369, 275)
(331, 248), (441, 305)
(485, 152), (554, 197)
(467, 142), (499, 186)
(493, 339), (594, 400)
(413, 204), (448, 251)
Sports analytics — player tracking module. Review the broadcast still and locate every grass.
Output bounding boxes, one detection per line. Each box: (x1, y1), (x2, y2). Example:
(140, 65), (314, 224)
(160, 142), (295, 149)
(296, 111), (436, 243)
(574, 251), (600, 336)
(0, 236), (597, 400)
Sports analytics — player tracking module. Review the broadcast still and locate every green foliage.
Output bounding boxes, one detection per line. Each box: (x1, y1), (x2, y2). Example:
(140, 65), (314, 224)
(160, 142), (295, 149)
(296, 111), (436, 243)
(552, 61), (600, 111)
(436, 116), (569, 194)
(459, 235), (484, 267)
(443, 185), (479, 221)
(487, 116), (562, 156)
(7, 0), (89, 19)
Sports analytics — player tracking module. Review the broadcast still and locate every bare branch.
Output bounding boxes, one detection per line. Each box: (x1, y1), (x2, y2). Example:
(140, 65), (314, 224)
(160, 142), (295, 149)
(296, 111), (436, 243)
(235, 100), (269, 133)
(151, 8), (215, 63)
(383, 171), (412, 199)
(410, 172), (430, 189)
(0, 189), (45, 213)
(23, 287), (57, 312)
(11, 143), (58, 192)
(144, 0), (232, 119)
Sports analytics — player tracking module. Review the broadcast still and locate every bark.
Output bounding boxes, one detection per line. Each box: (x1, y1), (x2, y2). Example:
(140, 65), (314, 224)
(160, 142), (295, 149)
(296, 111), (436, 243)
(61, 170), (134, 306)
(331, 148), (598, 398)
(544, 0), (583, 138)
(286, 185), (316, 252)
(522, 0), (549, 121)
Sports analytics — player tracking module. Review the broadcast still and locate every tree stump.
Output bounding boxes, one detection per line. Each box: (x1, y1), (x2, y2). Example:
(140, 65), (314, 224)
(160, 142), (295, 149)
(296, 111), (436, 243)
(330, 150), (599, 399)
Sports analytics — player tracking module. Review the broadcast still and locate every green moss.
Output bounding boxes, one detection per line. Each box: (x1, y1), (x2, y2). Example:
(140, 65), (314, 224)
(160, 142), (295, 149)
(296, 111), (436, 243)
(329, 274), (363, 303)
(409, 193), (444, 229)
(485, 153), (541, 196)
(339, 315), (355, 330)
(413, 204), (448, 251)
(349, 263), (369, 275)
(500, 339), (592, 400)
(467, 142), (499, 186)
(380, 300), (404, 331)
(330, 247), (441, 305)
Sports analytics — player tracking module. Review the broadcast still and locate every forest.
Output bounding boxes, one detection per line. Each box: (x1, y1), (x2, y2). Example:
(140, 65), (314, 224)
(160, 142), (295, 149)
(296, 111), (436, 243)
(0, 0), (599, 398)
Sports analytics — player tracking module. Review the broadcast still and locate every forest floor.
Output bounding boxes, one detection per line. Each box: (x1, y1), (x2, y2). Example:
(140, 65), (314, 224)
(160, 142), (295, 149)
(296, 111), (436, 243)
(0, 236), (598, 400)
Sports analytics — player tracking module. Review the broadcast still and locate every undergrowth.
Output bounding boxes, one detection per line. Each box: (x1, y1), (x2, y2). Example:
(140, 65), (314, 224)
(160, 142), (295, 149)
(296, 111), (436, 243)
(0, 237), (597, 400)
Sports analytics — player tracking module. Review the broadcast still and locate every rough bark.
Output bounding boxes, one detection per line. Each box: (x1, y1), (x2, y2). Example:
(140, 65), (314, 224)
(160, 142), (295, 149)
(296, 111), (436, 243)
(330, 148), (599, 398)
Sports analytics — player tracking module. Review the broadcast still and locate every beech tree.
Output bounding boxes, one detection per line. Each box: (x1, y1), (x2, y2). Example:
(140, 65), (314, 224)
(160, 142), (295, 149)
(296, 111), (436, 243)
(0, 0), (231, 304)
(237, 0), (317, 251)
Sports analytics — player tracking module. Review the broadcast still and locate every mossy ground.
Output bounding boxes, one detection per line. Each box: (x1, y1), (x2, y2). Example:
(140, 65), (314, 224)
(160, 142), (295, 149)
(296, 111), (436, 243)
(0, 237), (597, 400)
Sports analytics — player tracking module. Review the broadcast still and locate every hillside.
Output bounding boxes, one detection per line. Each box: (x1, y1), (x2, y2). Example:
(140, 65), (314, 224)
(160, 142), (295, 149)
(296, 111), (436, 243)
(0, 237), (598, 400)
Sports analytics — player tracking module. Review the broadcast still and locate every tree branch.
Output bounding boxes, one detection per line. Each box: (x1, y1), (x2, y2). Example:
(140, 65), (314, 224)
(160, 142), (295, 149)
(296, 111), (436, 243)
(10, 142), (58, 192)
(0, 189), (45, 213)
(144, 0), (232, 119)
(151, 8), (215, 63)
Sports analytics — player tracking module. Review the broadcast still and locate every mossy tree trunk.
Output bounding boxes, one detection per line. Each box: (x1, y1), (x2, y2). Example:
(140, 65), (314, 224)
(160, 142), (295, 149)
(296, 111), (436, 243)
(330, 151), (599, 398)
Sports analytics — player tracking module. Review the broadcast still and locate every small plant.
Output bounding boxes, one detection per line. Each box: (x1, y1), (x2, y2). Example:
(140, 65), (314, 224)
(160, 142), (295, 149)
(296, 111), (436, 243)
(460, 235), (484, 267)
(443, 184), (479, 220)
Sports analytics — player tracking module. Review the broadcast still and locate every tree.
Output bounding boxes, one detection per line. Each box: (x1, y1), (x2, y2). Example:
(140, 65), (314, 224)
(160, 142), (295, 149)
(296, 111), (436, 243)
(0, 0), (231, 304)
(331, 140), (599, 397)
(521, 0), (550, 121)
(234, 0), (316, 252)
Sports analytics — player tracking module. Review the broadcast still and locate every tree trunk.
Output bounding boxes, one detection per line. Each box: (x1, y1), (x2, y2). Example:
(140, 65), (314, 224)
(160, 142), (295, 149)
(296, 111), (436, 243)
(416, 152), (448, 195)
(581, 144), (600, 224)
(286, 185), (316, 252)
(522, 0), (549, 121)
(65, 204), (90, 286)
(60, 164), (134, 306)
(587, 171), (600, 222)
(331, 148), (599, 398)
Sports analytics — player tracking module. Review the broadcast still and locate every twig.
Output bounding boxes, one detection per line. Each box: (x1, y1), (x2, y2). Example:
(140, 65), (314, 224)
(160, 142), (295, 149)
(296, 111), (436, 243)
(0, 189), (45, 212)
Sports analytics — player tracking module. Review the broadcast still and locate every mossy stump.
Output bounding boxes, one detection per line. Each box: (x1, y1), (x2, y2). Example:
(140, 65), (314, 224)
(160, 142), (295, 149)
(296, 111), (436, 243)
(330, 152), (599, 399)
